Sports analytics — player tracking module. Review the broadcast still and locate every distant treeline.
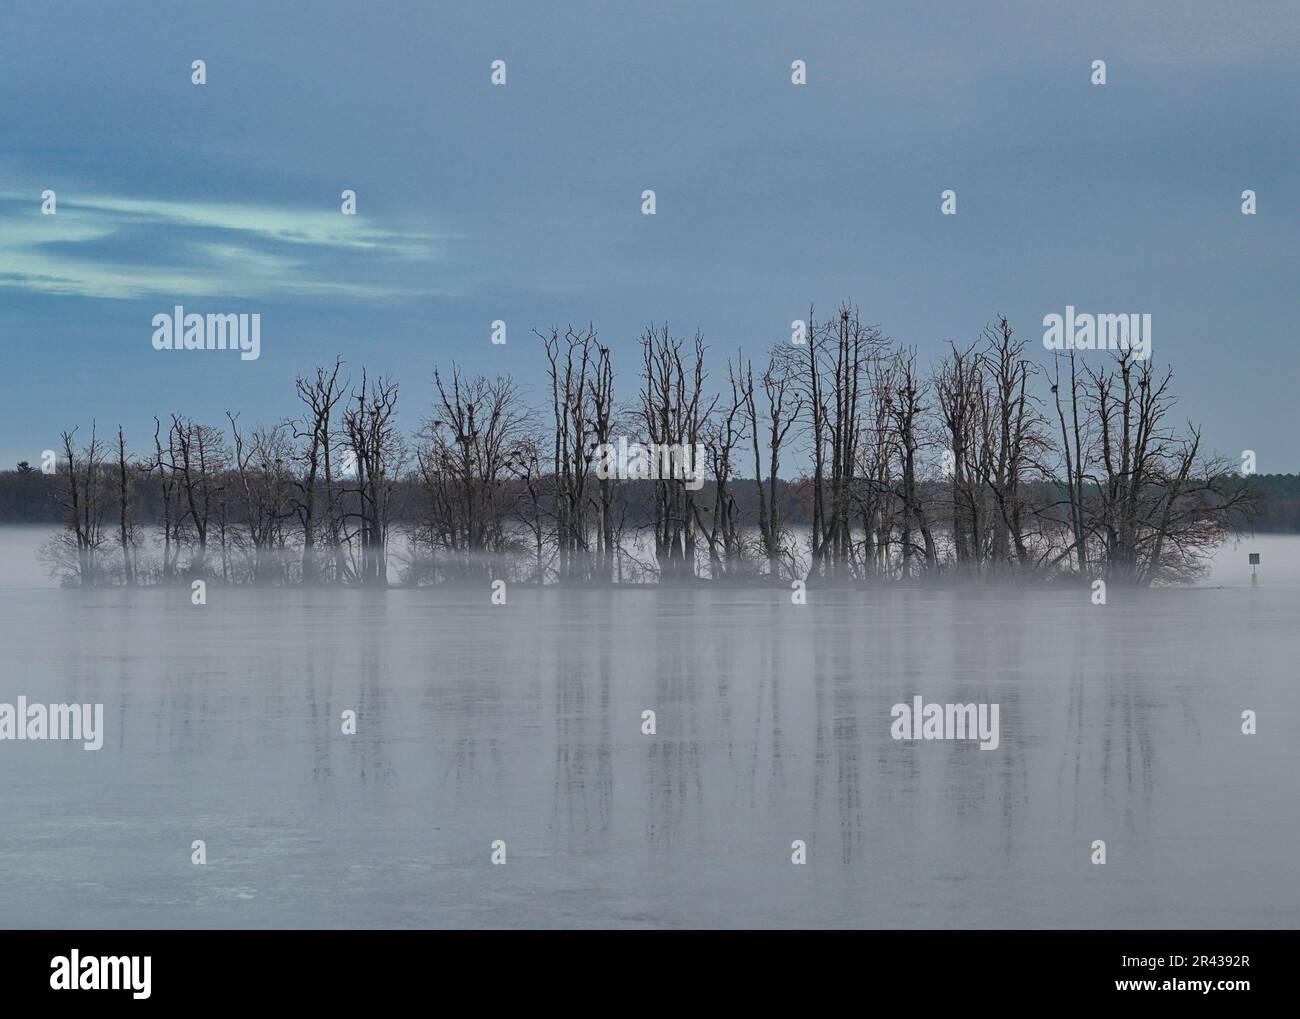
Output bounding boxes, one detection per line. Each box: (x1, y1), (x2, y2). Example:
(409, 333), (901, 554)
(16, 308), (1266, 587)
(3, 469), (1293, 530)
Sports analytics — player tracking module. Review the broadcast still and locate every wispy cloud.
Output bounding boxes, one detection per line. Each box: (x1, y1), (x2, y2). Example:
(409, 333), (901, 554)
(0, 192), (450, 300)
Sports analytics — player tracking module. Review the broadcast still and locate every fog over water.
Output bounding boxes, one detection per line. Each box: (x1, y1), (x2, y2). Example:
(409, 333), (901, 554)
(0, 527), (1295, 928)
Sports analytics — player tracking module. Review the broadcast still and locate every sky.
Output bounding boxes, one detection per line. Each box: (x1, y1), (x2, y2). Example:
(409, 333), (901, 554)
(1, 0), (1297, 469)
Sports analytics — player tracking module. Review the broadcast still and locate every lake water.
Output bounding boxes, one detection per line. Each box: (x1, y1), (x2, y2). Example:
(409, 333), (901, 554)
(0, 527), (1296, 928)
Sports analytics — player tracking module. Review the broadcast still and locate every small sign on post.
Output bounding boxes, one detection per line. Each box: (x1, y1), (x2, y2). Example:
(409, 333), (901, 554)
(1249, 552), (1260, 586)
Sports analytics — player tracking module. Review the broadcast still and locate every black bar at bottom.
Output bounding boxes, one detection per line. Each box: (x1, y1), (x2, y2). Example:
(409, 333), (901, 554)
(0, 930), (1286, 1005)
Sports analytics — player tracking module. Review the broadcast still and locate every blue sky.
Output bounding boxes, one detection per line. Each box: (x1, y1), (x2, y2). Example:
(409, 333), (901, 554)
(2, 0), (1297, 468)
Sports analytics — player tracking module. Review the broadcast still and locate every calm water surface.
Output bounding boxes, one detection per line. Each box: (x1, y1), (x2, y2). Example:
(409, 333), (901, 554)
(0, 528), (1296, 928)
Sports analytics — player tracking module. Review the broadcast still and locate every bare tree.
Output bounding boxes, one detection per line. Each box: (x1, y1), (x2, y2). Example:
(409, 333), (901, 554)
(592, 342), (617, 583)
(695, 354), (749, 578)
(227, 413), (294, 584)
(854, 353), (902, 578)
(981, 316), (1044, 571)
(1051, 350), (1092, 575)
(935, 339), (988, 571)
(413, 366), (521, 578)
(293, 358), (347, 584)
(50, 424), (108, 586)
(167, 415), (227, 577)
(541, 326), (598, 581)
(343, 371), (404, 585)
(508, 431), (554, 582)
(116, 425), (138, 585)
(890, 350), (938, 578)
(791, 303), (889, 580)
(639, 324), (714, 580)
(744, 350), (802, 579)
(151, 418), (180, 580)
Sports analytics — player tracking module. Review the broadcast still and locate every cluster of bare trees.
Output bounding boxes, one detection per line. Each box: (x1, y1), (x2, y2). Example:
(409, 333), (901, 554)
(1049, 347), (1244, 584)
(43, 306), (1254, 588)
(779, 304), (1251, 584)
